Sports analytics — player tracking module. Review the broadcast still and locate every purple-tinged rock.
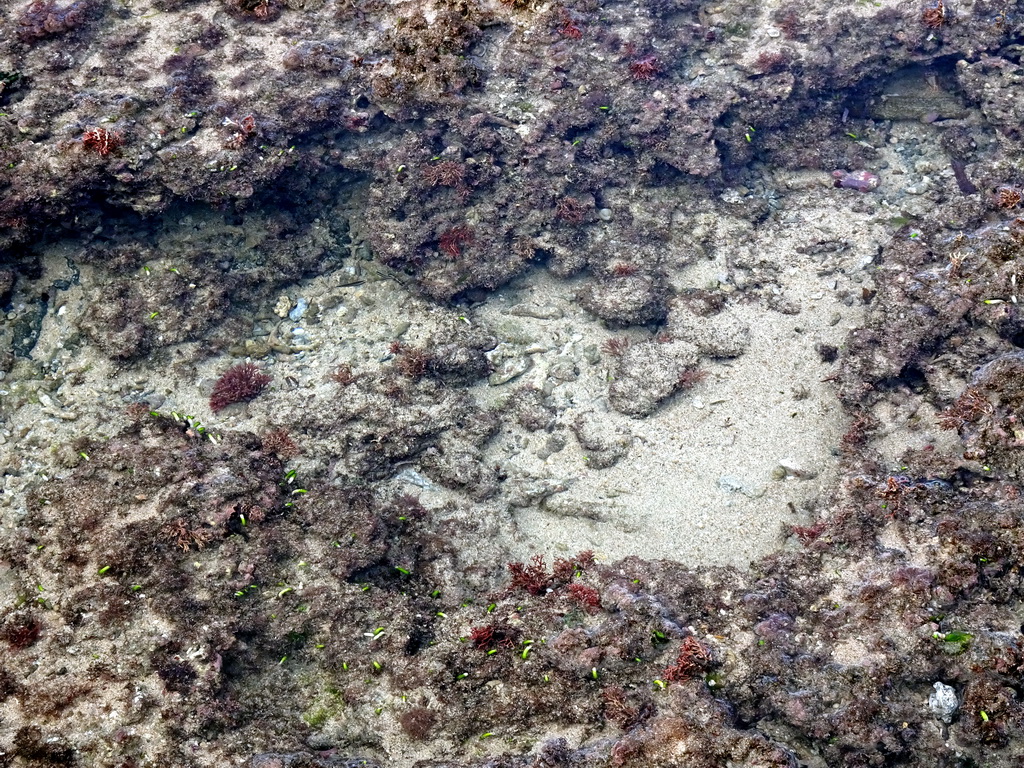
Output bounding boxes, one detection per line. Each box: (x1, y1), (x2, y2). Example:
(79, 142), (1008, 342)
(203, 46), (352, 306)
(832, 169), (880, 192)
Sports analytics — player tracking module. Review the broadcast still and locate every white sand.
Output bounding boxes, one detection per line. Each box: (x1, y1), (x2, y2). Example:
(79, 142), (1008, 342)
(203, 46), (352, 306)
(470, 182), (885, 568)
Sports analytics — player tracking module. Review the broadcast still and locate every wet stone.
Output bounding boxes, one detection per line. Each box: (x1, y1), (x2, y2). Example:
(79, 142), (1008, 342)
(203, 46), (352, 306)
(246, 754), (382, 768)
(509, 303), (564, 320)
(541, 494), (608, 520)
(547, 358), (579, 382)
(536, 433), (567, 460)
(928, 682), (959, 723)
(488, 355), (533, 386)
(288, 298), (309, 321)
(273, 295), (291, 318)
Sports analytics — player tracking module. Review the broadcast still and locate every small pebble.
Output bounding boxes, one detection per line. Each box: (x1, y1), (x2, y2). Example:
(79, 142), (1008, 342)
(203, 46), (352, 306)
(273, 295), (291, 318)
(288, 298), (309, 321)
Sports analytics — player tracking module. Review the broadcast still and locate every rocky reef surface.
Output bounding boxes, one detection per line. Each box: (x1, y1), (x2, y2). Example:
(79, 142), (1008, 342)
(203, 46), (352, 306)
(2, 0), (1024, 765)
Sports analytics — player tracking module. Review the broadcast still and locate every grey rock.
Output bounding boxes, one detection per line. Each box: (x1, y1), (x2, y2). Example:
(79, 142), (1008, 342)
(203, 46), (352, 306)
(506, 477), (568, 507)
(288, 297), (309, 321)
(393, 467), (440, 491)
(509, 303), (564, 320)
(668, 304), (750, 358)
(536, 433), (567, 460)
(928, 682), (958, 723)
(541, 494), (608, 520)
(869, 69), (970, 122)
(579, 274), (667, 326)
(246, 754), (381, 768)
(488, 355), (533, 386)
(570, 412), (631, 468)
(547, 358), (579, 383)
(609, 339), (699, 417)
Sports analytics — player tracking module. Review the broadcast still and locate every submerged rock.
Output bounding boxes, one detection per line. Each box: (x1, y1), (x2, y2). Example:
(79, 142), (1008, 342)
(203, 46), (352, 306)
(832, 169), (880, 192)
(246, 755), (382, 768)
(928, 682), (959, 724)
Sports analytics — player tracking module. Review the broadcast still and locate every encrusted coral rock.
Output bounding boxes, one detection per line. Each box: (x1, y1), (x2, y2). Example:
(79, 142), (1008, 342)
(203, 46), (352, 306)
(579, 274), (668, 326)
(609, 339), (700, 417)
(668, 303), (750, 358)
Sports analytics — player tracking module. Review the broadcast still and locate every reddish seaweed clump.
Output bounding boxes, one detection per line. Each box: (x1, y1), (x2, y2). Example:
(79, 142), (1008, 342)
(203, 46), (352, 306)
(922, 0), (946, 28)
(209, 363), (272, 412)
(663, 636), (712, 682)
(469, 623), (520, 650)
(628, 55), (660, 81)
(81, 127), (124, 157)
(438, 225), (473, 258)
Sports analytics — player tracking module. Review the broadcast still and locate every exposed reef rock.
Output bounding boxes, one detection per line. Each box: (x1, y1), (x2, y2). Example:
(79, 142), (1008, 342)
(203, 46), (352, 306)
(3, 0), (1024, 765)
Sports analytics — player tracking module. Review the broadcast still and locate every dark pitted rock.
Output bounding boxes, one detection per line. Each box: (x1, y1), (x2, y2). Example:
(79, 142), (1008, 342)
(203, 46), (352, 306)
(246, 754), (382, 768)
